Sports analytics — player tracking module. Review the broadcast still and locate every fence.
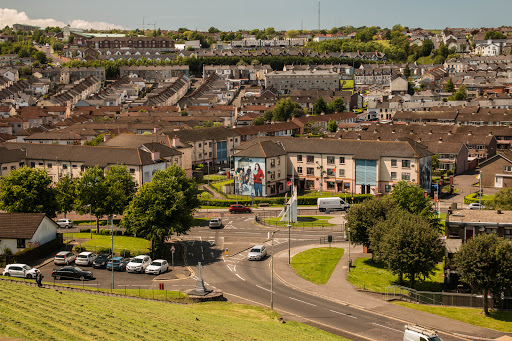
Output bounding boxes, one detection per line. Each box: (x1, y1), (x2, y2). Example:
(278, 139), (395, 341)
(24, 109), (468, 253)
(385, 285), (495, 308)
(255, 212), (344, 231)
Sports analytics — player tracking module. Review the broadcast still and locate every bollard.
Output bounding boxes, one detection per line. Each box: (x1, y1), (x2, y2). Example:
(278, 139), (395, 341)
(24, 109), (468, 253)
(225, 248), (229, 255)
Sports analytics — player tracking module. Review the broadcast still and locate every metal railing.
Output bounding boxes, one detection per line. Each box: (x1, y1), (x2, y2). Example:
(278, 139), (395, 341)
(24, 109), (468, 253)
(255, 212), (344, 231)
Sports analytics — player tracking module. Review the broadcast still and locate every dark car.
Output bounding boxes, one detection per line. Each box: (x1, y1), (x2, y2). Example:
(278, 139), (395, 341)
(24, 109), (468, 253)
(92, 254), (111, 269)
(229, 204), (252, 214)
(106, 257), (129, 271)
(51, 266), (94, 280)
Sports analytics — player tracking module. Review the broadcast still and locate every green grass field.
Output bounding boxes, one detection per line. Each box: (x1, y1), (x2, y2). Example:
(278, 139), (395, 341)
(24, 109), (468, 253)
(0, 281), (348, 341)
(395, 302), (512, 332)
(263, 216), (336, 228)
(63, 233), (150, 254)
(291, 248), (344, 285)
(347, 257), (444, 293)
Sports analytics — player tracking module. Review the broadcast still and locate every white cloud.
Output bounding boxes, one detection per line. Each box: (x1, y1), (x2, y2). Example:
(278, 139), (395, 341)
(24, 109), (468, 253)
(0, 8), (125, 30)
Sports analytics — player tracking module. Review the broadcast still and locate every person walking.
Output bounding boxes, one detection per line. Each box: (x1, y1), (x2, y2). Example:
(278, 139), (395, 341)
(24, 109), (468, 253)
(36, 272), (43, 288)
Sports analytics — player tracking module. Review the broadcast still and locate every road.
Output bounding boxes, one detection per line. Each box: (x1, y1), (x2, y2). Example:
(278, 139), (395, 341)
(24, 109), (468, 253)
(180, 214), (467, 341)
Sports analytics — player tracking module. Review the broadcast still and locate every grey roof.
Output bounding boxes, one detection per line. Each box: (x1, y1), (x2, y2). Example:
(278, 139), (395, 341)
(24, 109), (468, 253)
(162, 126), (240, 142)
(234, 140), (286, 158)
(0, 213), (50, 239)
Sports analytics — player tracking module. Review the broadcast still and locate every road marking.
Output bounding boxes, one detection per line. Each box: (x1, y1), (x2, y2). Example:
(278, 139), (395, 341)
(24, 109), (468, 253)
(371, 323), (402, 333)
(288, 296), (317, 307)
(227, 264), (235, 272)
(236, 274), (245, 281)
(256, 285), (273, 293)
(329, 309), (357, 319)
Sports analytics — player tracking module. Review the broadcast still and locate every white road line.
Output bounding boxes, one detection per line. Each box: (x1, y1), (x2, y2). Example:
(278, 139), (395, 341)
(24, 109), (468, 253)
(227, 264), (235, 272)
(288, 296), (317, 307)
(329, 309), (357, 319)
(256, 285), (273, 293)
(371, 323), (402, 333)
(236, 274), (245, 281)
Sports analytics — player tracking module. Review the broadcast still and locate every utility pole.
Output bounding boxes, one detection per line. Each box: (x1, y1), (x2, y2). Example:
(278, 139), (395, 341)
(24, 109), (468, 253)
(318, 0), (321, 31)
(271, 230), (278, 309)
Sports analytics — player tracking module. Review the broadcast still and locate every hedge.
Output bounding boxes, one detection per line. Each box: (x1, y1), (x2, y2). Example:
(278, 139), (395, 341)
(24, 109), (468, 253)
(200, 194), (374, 207)
(463, 192), (494, 205)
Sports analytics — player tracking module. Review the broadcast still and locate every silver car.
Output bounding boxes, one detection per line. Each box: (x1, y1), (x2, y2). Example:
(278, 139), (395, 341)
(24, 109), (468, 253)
(75, 252), (97, 266)
(56, 219), (74, 228)
(2, 264), (40, 279)
(54, 251), (76, 265)
(247, 245), (267, 261)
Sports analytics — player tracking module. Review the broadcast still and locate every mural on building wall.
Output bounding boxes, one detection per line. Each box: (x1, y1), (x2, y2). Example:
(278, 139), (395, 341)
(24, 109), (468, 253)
(419, 156), (432, 192)
(234, 157), (266, 197)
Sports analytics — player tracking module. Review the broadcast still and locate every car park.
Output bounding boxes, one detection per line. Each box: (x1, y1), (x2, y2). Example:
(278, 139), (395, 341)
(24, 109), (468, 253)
(54, 251), (76, 265)
(126, 255), (151, 273)
(106, 257), (129, 271)
(75, 252), (97, 266)
(247, 245), (267, 261)
(208, 218), (223, 228)
(51, 266), (94, 281)
(92, 254), (111, 269)
(145, 259), (169, 275)
(56, 219), (74, 228)
(229, 204), (252, 214)
(2, 264), (40, 279)
(468, 203), (485, 210)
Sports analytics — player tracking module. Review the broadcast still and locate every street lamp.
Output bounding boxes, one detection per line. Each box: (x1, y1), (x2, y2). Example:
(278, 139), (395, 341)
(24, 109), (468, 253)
(271, 230), (278, 310)
(348, 226), (351, 272)
(86, 204), (92, 239)
(111, 214), (117, 292)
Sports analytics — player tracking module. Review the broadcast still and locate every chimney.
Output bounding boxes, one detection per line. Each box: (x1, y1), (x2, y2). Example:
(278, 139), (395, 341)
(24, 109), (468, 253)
(153, 126), (159, 133)
(172, 135), (181, 147)
(103, 134), (110, 142)
(151, 151), (160, 161)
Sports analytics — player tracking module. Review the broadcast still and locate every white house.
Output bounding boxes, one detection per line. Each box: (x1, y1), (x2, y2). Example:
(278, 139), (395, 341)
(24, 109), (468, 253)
(0, 213), (59, 254)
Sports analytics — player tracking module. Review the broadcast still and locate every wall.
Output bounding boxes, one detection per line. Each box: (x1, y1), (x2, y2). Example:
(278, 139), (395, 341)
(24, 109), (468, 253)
(30, 216), (58, 246)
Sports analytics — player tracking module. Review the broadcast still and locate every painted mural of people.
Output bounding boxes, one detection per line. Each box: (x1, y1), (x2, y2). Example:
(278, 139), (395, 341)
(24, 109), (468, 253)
(253, 163), (264, 196)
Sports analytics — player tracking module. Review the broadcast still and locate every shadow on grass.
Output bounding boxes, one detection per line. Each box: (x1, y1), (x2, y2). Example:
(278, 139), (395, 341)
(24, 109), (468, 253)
(489, 310), (512, 323)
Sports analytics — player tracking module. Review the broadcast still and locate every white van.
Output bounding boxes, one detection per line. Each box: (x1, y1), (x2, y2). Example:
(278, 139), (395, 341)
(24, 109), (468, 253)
(403, 325), (442, 341)
(317, 197), (350, 212)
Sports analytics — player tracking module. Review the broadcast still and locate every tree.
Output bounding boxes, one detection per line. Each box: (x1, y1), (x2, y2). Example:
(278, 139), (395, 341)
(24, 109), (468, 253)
(444, 78), (455, 93)
(121, 166), (199, 257)
(484, 31), (506, 40)
(421, 39), (434, 57)
(345, 196), (396, 250)
(208, 27), (220, 33)
(455, 233), (512, 315)
(327, 119), (338, 132)
(272, 98), (302, 122)
(313, 97), (327, 115)
(432, 154), (440, 171)
(449, 85), (467, 101)
(103, 165), (137, 217)
(373, 210), (444, 288)
(34, 51), (47, 64)
(55, 175), (76, 218)
(263, 109), (274, 122)
(252, 116), (265, 125)
(391, 181), (439, 229)
(0, 166), (58, 218)
(327, 97), (345, 113)
(489, 188), (512, 210)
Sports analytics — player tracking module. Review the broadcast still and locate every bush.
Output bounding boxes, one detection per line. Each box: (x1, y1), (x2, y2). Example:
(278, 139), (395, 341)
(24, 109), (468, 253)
(74, 246), (86, 253)
(97, 247), (112, 254)
(120, 249), (131, 258)
(4, 248), (12, 255)
(80, 229), (91, 233)
(463, 192), (493, 205)
(199, 194), (373, 207)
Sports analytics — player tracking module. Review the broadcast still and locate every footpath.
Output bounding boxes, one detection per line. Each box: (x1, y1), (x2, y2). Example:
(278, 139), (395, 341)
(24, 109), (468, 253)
(271, 216), (511, 341)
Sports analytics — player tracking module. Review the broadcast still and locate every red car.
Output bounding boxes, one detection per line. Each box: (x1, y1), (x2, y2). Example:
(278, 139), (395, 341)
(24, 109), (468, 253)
(229, 204), (252, 213)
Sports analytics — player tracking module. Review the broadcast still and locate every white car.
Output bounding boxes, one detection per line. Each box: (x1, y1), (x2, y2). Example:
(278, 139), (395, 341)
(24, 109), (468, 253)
(468, 203), (485, 210)
(56, 219), (74, 228)
(75, 252), (97, 266)
(247, 245), (267, 261)
(54, 251), (76, 265)
(2, 264), (40, 279)
(145, 259), (169, 275)
(126, 255), (151, 273)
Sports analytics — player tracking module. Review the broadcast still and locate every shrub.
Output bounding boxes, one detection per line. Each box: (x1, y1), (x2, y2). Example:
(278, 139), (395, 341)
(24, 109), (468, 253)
(80, 229), (91, 233)
(74, 246), (86, 253)
(97, 247), (112, 254)
(120, 249), (131, 258)
(3, 248), (12, 255)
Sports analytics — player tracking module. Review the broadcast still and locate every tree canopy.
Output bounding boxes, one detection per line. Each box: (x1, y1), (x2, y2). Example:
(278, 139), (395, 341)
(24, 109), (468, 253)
(391, 181), (439, 230)
(490, 188), (512, 210)
(55, 175), (76, 218)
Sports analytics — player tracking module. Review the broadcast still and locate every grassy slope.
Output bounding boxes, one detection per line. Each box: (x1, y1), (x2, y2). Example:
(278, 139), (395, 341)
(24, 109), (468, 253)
(0, 281), (346, 341)
(291, 248), (344, 285)
(63, 233), (150, 253)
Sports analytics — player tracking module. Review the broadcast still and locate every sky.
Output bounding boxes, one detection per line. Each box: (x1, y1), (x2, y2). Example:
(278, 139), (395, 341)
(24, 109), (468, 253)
(0, 1), (510, 32)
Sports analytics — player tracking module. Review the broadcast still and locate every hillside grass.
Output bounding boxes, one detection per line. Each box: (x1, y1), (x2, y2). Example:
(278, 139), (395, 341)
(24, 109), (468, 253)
(0, 280), (347, 341)
(291, 247), (344, 285)
(63, 233), (150, 254)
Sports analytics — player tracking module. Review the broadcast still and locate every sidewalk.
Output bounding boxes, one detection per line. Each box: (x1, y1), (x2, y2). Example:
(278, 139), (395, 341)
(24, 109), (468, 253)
(273, 243), (510, 340)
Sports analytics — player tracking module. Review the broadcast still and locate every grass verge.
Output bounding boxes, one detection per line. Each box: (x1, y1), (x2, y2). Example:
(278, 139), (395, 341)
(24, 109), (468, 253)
(0, 280), (348, 341)
(394, 302), (512, 333)
(291, 247), (344, 285)
(63, 233), (150, 254)
(263, 216), (335, 228)
(347, 257), (444, 293)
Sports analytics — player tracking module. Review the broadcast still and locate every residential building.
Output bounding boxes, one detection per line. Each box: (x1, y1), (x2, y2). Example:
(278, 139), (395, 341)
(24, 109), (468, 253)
(265, 70), (341, 93)
(0, 213), (58, 254)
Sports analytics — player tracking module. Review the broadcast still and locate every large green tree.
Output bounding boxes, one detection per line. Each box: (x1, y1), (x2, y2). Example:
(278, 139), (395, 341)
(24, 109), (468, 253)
(455, 233), (512, 315)
(372, 210), (444, 288)
(391, 181), (439, 230)
(327, 97), (345, 113)
(0, 166), (58, 217)
(490, 188), (512, 210)
(327, 119), (338, 133)
(271, 98), (303, 122)
(121, 165), (199, 257)
(444, 78), (455, 93)
(313, 97), (328, 115)
(55, 175), (76, 218)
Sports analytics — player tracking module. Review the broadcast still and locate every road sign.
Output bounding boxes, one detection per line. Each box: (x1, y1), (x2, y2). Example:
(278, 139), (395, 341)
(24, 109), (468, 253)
(170, 245), (176, 253)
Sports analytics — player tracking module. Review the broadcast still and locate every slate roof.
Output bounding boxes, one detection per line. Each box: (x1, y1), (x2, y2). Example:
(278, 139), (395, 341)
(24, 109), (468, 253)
(0, 213), (47, 239)
(234, 140), (286, 158)
(162, 126), (240, 142)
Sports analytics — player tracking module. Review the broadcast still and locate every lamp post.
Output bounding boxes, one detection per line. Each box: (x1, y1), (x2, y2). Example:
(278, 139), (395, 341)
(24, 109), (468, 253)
(479, 170), (482, 210)
(348, 226), (351, 272)
(87, 204), (92, 239)
(111, 214), (116, 292)
(271, 230), (278, 310)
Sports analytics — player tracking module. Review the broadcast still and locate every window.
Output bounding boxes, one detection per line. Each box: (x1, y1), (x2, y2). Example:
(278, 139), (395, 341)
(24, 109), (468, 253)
(391, 172), (397, 180)
(385, 185), (392, 192)
(198, 143), (202, 148)
(391, 159), (397, 167)
(343, 183), (350, 191)
(72, 164), (77, 168)
(277, 158), (280, 166)
(327, 168), (335, 176)
(17, 239), (25, 249)
(63, 164), (68, 170)
(297, 155), (303, 162)
(1, 166), (6, 170)
(271, 159), (276, 167)
(402, 172), (411, 180)
(339, 169), (345, 177)
(306, 155), (314, 163)
(327, 181), (335, 189)
(129, 168), (135, 174)
(297, 166), (303, 174)
(307, 167), (314, 175)
(270, 171), (275, 180)
(306, 180), (315, 188)
(339, 156), (345, 164)
(47, 163), (52, 168)
(505, 229), (512, 240)
(209, 152), (212, 157)
(327, 156), (335, 164)
(505, 166), (512, 172)
(30, 162), (35, 168)
(402, 160), (411, 168)
(278, 171), (281, 178)
(485, 228), (497, 235)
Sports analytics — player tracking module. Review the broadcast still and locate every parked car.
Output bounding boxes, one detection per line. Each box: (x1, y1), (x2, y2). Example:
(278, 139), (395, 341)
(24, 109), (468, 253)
(106, 257), (129, 271)
(229, 204), (252, 214)
(209, 218), (223, 229)
(317, 197), (350, 212)
(54, 251), (76, 265)
(51, 266), (94, 281)
(126, 255), (151, 273)
(92, 254), (111, 269)
(247, 245), (267, 261)
(145, 259), (169, 275)
(2, 264), (40, 279)
(75, 252), (97, 266)
(468, 203), (485, 210)
(56, 219), (74, 228)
